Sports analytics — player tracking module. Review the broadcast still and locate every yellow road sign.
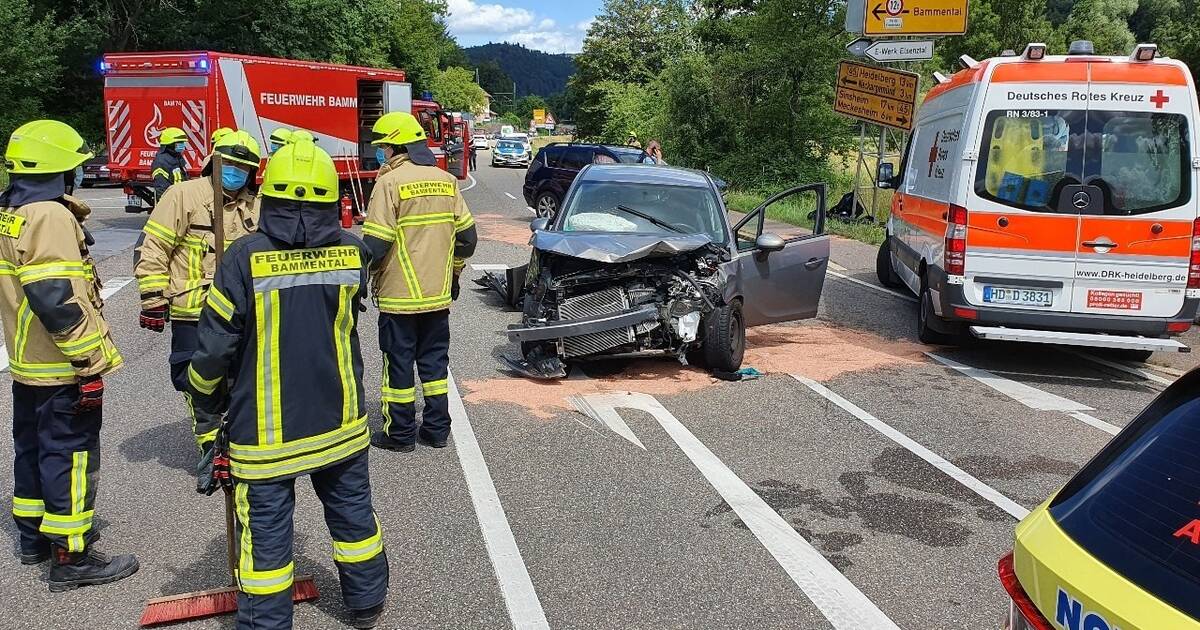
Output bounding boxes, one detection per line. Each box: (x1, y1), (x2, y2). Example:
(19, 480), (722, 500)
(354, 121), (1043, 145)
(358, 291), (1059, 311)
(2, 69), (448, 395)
(533, 109), (546, 125)
(834, 60), (919, 131)
(864, 0), (968, 36)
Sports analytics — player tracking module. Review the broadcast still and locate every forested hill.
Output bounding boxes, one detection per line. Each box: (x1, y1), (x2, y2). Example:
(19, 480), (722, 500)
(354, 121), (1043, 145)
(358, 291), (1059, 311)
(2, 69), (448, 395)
(465, 43), (575, 96)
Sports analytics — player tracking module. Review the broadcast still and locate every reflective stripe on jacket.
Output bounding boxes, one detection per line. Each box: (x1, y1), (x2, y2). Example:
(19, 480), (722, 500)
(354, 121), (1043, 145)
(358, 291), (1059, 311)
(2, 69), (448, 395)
(363, 158), (474, 314)
(150, 149), (186, 199)
(0, 200), (122, 385)
(134, 178), (259, 320)
(187, 233), (372, 482)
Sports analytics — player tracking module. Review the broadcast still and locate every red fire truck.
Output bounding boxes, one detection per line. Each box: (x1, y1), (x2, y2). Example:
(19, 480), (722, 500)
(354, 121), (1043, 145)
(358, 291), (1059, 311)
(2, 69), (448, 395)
(100, 51), (469, 213)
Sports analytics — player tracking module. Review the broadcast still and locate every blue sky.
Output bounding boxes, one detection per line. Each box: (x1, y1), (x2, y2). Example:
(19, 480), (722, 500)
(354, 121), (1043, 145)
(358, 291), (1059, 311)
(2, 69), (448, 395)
(447, 0), (602, 54)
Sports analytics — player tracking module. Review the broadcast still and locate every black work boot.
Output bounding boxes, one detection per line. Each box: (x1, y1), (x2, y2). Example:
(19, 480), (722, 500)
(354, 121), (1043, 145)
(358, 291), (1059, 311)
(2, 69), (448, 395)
(352, 603), (385, 629)
(48, 546), (139, 592)
(417, 434), (448, 449)
(370, 431), (415, 453)
(18, 542), (50, 565)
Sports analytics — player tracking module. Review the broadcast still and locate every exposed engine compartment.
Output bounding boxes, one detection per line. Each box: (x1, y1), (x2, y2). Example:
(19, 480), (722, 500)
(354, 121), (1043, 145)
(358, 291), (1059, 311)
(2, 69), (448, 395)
(501, 245), (727, 379)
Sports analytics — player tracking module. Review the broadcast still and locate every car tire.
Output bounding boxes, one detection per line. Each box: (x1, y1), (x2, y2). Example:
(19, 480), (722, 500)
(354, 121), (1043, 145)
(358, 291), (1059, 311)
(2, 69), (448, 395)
(876, 238), (902, 288)
(917, 281), (954, 345)
(702, 302), (745, 372)
(535, 191), (559, 218)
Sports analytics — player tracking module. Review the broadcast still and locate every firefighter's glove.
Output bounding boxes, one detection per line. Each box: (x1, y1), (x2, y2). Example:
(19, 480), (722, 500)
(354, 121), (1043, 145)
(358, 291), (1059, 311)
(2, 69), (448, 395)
(75, 376), (104, 413)
(451, 274), (461, 301)
(197, 429), (232, 495)
(139, 306), (168, 332)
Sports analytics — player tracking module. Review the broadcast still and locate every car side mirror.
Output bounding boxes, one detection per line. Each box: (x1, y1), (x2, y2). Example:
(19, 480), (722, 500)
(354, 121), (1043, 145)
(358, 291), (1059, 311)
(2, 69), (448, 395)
(756, 232), (785, 252)
(877, 162), (896, 189)
(531, 217), (550, 232)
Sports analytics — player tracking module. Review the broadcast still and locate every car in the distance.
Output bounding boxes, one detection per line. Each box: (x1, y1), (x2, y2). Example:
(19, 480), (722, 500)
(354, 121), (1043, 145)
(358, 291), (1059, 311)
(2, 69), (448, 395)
(492, 138), (531, 168)
(999, 366), (1200, 630)
(522, 142), (654, 218)
(472, 135), (489, 151)
(81, 148), (112, 187)
(482, 164), (831, 379)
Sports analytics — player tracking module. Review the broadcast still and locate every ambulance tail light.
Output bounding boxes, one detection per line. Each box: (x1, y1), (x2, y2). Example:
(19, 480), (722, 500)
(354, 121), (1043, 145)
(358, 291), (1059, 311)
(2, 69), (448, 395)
(1188, 217), (1200, 289)
(998, 552), (1054, 630)
(944, 204), (968, 276)
(1022, 43), (1046, 61)
(1131, 43), (1158, 62)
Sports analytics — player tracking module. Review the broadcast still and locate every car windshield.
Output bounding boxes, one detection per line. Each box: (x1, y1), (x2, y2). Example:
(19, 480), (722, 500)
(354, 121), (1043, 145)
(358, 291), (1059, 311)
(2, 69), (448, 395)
(498, 141), (523, 151)
(559, 179), (725, 242)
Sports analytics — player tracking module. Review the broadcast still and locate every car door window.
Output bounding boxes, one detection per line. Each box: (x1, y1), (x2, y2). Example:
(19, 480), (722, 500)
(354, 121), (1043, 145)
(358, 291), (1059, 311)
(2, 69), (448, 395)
(592, 151), (618, 164)
(561, 148), (592, 170)
(732, 185), (826, 251)
(543, 147), (564, 168)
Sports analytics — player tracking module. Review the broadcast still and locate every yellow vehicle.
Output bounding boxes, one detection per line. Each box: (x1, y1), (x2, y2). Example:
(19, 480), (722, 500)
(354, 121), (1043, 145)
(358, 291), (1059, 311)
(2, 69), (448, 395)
(1000, 368), (1200, 629)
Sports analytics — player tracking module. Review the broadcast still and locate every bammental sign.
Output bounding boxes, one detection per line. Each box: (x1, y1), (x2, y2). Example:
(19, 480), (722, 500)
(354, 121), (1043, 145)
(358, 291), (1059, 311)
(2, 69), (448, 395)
(834, 60), (919, 131)
(848, 0), (969, 36)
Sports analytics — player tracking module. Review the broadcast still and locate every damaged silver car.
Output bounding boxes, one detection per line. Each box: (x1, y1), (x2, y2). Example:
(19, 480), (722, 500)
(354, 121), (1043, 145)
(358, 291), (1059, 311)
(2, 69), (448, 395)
(479, 164), (831, 379)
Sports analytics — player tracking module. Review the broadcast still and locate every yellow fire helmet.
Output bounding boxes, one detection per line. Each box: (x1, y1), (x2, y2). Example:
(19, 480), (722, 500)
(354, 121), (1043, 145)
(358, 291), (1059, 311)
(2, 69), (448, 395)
(260, 139), (339, 203)
(370, 112), (426, 146)
(210, 127), (234, 144)
(269, 128), (294, 146)
(289, 129), (315, 144)
(213, 130), (262, 168)
(159, 127), (188, 147)
(4, 119), (93, 175)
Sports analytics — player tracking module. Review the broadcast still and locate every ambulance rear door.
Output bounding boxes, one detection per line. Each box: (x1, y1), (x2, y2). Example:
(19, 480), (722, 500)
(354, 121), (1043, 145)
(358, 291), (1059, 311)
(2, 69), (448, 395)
(1070, 62), (1196, 319)
(965, 62), (1089, 314)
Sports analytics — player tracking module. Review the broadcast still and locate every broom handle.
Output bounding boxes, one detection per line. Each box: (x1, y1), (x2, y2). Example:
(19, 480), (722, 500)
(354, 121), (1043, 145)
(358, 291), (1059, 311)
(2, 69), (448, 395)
(224, 486), (237, 585)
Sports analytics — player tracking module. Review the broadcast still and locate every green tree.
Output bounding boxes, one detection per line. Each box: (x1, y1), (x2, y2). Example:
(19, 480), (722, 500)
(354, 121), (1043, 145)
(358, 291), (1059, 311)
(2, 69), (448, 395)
(474, 60), (514, 106)
(429, 66), (488, 112)
(1062, 0), (1138, 54)
(513, 95), (549, 122)
(498, 112), (524, 128)
(0, 0), (67, 146)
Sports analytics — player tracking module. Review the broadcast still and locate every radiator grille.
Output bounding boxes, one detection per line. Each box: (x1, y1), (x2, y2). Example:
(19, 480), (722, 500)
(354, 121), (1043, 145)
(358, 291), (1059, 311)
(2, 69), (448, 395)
(558, 287), (635, 357)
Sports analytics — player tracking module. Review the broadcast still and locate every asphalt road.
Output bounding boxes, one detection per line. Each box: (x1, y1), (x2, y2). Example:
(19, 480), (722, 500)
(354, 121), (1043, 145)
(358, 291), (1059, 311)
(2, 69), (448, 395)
(0, 166), (1195, 629)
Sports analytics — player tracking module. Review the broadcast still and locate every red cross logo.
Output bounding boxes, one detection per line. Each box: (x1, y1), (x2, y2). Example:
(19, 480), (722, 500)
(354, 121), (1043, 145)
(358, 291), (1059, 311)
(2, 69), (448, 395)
(1150, 89), (1170, 109)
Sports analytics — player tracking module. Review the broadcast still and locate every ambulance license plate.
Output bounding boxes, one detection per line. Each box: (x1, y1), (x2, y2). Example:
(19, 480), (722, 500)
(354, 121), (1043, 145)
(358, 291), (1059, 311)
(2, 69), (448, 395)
(983, 286), (1052, 307)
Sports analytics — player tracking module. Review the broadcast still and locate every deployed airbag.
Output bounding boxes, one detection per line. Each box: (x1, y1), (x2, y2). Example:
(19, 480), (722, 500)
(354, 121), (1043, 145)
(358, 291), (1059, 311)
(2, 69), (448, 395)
(532, 231), (712, 263)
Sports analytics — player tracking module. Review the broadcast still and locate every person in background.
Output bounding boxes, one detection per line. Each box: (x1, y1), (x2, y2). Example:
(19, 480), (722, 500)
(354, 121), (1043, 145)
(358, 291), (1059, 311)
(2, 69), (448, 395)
(151, 127), (189, 202)
(268, 128), (293, 155)
(0, 119), (138, 590)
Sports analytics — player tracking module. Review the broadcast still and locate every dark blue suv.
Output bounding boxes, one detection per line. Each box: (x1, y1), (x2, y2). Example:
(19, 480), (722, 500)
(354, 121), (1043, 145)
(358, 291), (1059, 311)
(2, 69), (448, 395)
(522, 143), (653, 217)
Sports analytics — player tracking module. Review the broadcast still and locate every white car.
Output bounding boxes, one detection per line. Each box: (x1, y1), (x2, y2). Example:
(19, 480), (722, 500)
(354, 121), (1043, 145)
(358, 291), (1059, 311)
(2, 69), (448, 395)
(472, 135), (489, 151)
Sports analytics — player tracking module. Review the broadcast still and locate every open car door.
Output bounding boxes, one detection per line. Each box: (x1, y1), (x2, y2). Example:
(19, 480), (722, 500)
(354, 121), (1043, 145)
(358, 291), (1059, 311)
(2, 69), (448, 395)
(732, 184), (829, 326)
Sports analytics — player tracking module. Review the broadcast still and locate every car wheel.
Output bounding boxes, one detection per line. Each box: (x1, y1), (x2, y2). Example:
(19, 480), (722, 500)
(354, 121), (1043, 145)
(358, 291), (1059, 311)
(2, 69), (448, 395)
(702, 302), (745, 372)
(917, 280), (955, 345)
(876, 238), (902, 288)
(535, 192), (559, 218)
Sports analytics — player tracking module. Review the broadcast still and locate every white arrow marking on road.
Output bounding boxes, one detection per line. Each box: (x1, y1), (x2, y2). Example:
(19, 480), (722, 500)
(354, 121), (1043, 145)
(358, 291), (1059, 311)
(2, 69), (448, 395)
(574, 391), (900, 630)
(926, 352), (1120, 435)
(793, 376), (1030, 520)
(449, 373), (550, 630)
(505, 192), (517, 200)
(0, 276), (135, 373)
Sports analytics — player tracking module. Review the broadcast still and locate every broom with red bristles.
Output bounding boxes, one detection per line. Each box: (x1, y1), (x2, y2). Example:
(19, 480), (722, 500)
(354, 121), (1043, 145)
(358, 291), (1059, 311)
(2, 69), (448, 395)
(138, 153), (319, 626)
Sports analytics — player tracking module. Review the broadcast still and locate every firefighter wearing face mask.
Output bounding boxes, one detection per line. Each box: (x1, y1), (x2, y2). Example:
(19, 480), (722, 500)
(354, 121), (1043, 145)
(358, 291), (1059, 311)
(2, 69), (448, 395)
(188, 139), (388, 630)
(134, 130), (261, 452)
(363, 112), (476, 452)
(0, 120), (138, 589)
(151, 127), (190, 201)
(268, 128), (293, 155)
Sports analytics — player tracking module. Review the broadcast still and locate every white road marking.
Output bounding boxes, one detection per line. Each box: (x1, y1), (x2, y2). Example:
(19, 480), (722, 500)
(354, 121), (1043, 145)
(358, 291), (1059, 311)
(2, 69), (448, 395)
(1143, 362), (1186, 377)
(461, 173), (478, 193)
(926, 352), (1122, 434)
(448, 374), (550, 630)
(828, 261), (847, 272)
(575, 392), (900, 630)
(526, 206), (536, 215)
(793, 376), (1030, 520)
(505, 192), (517, 200)
(470, 264), (511, 272)
(1068, 350), (1174, 387)
(827, 270), (916, 303)
(0, 276), (135, 373)
(569, 395), (646, 449)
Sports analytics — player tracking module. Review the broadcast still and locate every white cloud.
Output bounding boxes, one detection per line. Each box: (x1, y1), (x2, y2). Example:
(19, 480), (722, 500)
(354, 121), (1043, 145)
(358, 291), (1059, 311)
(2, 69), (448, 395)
(574, 19), (595, 32)
(446, 0), (535, 33)
(508, 30), (585, 54)
(536, 18), (556, 29)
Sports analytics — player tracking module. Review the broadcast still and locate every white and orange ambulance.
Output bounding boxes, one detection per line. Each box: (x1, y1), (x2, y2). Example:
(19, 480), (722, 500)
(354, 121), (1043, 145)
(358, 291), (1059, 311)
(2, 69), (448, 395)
(877, 41), (1200, 358)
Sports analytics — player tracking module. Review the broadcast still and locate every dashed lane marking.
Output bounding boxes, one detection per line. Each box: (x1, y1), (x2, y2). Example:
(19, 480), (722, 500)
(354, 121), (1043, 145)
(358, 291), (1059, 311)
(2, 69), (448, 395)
(575, 392), (901, 630)
(925, 352), (1121, 435)
(505, 192), (517, 200)
(448, 373), (550, 630)
(793, 376), (1030, 520)
(827, 270), (916, 303)
(0, 276), (134, 373)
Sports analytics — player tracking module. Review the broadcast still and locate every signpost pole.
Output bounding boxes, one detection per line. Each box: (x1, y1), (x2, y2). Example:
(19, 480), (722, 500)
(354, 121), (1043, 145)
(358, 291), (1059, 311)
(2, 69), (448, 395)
(870, 125), (887, 220)
(851, 122), (867, 225)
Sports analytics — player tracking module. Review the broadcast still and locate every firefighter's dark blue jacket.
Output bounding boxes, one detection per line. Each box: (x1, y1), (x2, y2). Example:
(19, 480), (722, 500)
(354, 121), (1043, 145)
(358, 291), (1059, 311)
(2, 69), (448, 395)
(187, 200), (372, 482)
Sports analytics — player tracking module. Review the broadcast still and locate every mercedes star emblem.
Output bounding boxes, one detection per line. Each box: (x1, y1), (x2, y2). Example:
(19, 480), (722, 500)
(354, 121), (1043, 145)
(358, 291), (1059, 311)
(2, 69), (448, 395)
(1072, 191), (1091, 209)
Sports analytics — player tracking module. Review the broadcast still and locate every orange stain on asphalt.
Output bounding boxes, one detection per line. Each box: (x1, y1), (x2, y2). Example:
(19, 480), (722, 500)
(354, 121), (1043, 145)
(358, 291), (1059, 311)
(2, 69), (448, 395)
(474, 213), (534, 247)
(458, 321), (926, 418)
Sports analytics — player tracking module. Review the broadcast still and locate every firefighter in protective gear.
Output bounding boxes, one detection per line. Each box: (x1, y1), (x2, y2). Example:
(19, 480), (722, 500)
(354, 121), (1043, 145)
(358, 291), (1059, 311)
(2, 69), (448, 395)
(134, 130), (261, 452)
(188, 139), (388, 630)
(151, 127), (189, 200)
(268, 128), (292, 155)
(0, 120), (139, 589)
(363, 112), (477, 452)
(211, 127), (234, 145)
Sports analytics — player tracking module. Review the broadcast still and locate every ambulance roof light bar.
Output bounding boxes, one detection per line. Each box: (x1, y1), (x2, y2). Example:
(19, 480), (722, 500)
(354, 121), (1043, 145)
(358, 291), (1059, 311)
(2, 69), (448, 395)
(1022, 43), (1047, 60)
(1131, 43), (1158, 61)
(1068, 40), (1096, 55)
(958, 54), (980, 70)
